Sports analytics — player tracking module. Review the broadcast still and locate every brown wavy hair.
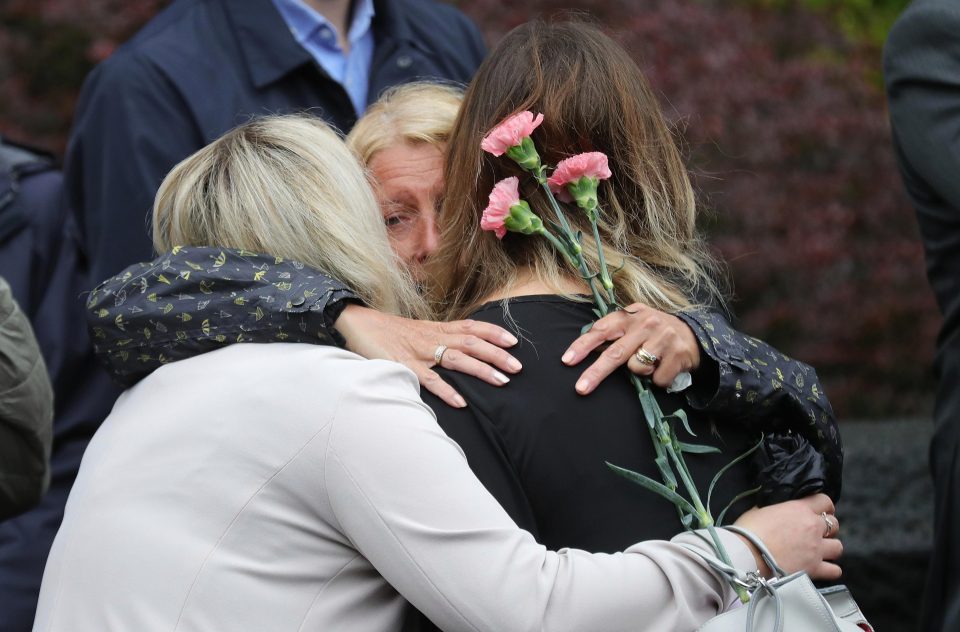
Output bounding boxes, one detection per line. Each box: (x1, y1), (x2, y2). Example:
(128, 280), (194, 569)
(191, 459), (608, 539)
(425, 18), (724, 320)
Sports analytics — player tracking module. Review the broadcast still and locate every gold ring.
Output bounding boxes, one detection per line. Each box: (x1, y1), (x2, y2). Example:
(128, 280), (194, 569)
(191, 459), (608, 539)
(433, 344), (449, 367)
(820, 511), (835, 538)
(635, 347), (659, 366)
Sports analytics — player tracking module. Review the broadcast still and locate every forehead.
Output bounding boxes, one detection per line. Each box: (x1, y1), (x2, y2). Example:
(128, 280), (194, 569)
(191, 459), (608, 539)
(368, 143), (445, 192)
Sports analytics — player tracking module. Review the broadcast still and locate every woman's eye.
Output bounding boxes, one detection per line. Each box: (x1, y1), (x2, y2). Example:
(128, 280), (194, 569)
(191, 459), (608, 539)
(383, 209), (416, 233)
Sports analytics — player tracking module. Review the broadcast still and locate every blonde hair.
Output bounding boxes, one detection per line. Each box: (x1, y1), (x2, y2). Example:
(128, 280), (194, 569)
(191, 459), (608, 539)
(347, 82), (463, 164)
(153, 115), (426, 318)
(428, 20), (725, 320)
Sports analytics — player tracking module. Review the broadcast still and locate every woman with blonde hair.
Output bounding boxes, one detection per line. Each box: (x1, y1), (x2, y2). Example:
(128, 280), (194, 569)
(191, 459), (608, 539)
(347, 82), (463, 281)
(35, 114), (838, 631)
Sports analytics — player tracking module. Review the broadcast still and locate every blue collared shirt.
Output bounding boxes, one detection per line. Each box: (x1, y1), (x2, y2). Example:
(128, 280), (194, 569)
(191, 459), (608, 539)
(271, 0), (375, 115)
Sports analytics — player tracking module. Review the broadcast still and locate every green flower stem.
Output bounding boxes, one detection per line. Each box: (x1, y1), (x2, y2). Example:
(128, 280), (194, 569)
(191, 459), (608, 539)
(537, 177), (577, 242)
(707, 523), (751, 603)
(632, 370), (749, 602)
(537, 179), (610, 314)
(538, 228), (580, 270)
(589, 217), (617, 307)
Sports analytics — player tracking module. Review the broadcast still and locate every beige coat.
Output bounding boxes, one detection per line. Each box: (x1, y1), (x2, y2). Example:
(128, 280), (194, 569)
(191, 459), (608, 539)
(34, 343), (755, 631)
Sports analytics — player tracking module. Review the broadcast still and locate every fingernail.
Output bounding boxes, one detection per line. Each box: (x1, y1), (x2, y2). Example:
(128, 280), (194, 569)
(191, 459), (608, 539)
(493, 370), (510, 384)
(561, 350), (574, 364)
(454, 394), (467, 408)
(503, 333), (519, 346)
(576, 378), (590, 393)
(508, 357), (522, 371)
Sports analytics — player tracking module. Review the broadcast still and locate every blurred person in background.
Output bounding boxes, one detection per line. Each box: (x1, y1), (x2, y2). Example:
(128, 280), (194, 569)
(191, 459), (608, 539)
(65, 0), (486, 285)
(886, 0), (960, 629)
(0, 277), (52, 521)
(0, 137), (120, 632)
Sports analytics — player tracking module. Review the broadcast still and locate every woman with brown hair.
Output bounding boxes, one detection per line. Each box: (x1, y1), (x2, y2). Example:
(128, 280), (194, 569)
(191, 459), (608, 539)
(418, 16), (841, 571)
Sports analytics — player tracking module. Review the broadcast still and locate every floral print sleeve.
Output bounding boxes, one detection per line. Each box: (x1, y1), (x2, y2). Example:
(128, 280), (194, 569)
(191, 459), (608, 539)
(86, 246), (358, 387)
(676, 307), (843, 499)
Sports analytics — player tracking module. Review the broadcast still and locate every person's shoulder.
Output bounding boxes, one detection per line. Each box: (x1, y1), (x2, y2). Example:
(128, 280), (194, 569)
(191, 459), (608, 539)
(118, 0), (219, 52)
(892, 0), (960, 25)
(88, 0), (222, 83)
(394, 0), (475, 25)
(389, 0), (484, 48)
(886, 0), (960, 54)
(203, 343), (420, 401)
(884, 0), (960, 86)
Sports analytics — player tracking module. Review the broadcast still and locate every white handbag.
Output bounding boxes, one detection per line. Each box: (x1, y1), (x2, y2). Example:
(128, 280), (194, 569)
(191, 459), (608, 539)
(688, 526), (874, 632)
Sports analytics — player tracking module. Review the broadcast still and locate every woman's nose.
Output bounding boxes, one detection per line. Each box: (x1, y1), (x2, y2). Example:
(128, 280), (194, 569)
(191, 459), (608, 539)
(415, 211), (440, 262)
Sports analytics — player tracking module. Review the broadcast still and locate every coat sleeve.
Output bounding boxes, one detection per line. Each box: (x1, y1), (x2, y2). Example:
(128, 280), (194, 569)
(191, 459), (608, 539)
(677, 307), (842, 500)
(324, 361), (756, 632)
(0, 277), (53, 520)
(65, 51), (205, 282)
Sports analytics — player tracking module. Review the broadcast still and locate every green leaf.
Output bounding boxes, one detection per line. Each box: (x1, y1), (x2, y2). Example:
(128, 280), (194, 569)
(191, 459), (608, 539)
(678, 441), (722, 454)
(606, 462), (697, 515)
(592, 308), (604, 320)
(707, 434), (765, 514)
(672, 408), (696, 437)
(717, 486), (761, 526)
(654, 455), (677, 488)
(636, 389), (659, 429)
(580, 321), (594, 335)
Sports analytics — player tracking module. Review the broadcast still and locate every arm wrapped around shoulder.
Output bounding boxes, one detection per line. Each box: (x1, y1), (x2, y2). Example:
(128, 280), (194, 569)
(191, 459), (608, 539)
(324, 359), (758, 631)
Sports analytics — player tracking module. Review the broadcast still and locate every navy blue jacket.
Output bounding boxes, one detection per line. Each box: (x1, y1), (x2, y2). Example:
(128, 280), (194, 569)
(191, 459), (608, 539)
(65, 0), (486, 284)
(0, 140), (121, 632)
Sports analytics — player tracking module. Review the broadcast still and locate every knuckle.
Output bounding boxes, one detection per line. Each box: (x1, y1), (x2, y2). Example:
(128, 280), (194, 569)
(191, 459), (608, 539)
(462, 335), (479, 347)
(460, 319), (476, 332)
(606, 345), (626, 361)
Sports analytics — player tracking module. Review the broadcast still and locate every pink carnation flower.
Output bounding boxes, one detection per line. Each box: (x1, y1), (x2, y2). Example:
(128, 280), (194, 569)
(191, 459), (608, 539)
(480, 177), (521, 239)
(547, 152), (613, 201)
(481, 112), (545, 156)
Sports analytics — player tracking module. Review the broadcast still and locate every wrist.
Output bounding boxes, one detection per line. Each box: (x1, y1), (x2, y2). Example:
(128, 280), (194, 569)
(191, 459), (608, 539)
(733, 532), (772, 578)
(335, 304), (379, 353)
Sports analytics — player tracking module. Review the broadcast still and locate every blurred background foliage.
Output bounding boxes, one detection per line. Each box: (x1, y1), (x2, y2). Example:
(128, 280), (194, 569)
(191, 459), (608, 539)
(0, 0), (932, 418)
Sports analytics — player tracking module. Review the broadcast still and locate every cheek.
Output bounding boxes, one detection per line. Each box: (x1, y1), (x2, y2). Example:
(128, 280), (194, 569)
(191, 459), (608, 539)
(387, 232), (418, 267)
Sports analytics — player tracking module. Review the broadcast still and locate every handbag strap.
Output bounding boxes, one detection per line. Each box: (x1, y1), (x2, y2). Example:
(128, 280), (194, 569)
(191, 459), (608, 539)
(724, 526), (787, 578)
(744, 575), (785, 632)
(681, 528), (792, 632)
(682, 540), (790, 632)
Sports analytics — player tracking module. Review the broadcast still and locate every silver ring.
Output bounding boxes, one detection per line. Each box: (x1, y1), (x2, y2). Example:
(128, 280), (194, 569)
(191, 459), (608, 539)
(433, 344), (449, 367)
(820, 511), (835, 538)
(635, 347), (659, 366)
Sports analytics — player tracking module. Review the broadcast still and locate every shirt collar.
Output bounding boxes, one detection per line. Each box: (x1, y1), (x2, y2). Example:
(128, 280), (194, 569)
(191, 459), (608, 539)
(226, 0), (407, 89)
(271, 0), (375, 51)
